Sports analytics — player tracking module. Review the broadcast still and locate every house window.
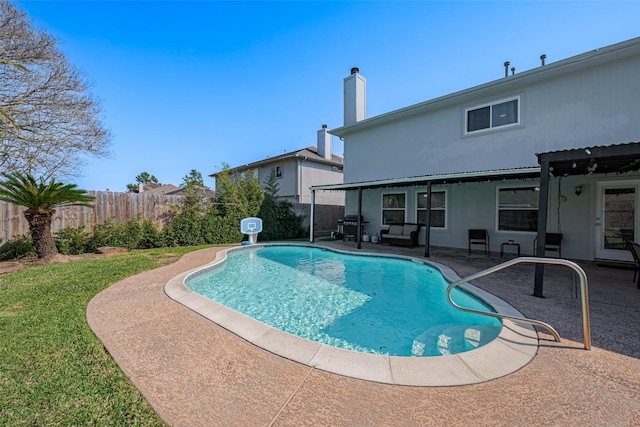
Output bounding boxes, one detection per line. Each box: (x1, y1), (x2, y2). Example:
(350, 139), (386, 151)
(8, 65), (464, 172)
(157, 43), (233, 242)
(417, 191), (446, 228)
(275, 165), (283, 178)
(466, 96), (519, 134)
(382, 193), (405, 224)
(497, 187), (538, 232)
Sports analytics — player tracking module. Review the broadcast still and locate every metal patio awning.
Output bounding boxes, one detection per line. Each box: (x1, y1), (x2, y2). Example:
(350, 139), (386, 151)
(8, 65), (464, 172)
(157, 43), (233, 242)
(534, 142), (640, 296)
(536, 142), (640, 178)
(311, 167), (541, 192)
(309, 167), (542, 255)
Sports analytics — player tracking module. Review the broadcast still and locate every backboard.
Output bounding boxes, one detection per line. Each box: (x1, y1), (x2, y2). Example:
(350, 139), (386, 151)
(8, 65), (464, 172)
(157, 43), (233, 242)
(240, 217), (263, 234)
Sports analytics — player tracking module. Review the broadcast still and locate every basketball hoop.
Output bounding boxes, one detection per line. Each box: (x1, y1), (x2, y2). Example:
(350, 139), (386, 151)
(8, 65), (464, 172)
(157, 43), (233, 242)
(240, 217), (263, 245)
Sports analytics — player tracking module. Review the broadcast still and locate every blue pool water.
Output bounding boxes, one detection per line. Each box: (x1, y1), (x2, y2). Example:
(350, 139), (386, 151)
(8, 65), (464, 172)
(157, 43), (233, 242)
(186, 245), (501, 357)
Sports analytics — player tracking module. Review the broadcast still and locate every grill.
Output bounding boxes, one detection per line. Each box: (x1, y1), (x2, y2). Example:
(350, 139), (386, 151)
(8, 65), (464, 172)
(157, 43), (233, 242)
(341, 215), (364, 241)
(342, 215), (363, 225)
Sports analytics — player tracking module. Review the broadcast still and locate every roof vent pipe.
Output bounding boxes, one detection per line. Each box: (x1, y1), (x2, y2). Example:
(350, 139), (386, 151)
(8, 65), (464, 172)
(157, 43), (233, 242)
(540, 54), (547, 66)
(504, 61), (510, 77)
(511, 67), (516, 75)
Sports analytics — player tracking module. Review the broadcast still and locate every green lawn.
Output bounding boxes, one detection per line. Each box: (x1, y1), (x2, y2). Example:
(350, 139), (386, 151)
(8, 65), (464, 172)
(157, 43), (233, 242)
(0, 247), (205, 426)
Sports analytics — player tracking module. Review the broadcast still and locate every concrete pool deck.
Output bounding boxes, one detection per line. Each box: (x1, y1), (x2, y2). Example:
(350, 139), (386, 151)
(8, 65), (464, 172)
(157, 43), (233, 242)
(87, 243), (640, 426)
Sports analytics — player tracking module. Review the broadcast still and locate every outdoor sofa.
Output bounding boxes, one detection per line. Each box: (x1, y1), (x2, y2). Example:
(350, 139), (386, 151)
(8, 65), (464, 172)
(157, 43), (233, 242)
(380, 223), (422, 247)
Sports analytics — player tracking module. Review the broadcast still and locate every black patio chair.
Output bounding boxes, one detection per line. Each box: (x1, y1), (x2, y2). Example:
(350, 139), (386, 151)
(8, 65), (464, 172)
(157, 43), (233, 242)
(624, 239), (640, 289)
(533, 232), (563, 258)
(468, 229), (489, 256)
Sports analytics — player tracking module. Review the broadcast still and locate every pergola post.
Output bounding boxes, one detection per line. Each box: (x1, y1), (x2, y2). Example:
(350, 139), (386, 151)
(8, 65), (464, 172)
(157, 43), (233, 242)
(309, 189), (315, 243)
(534, 157), (551, 297)
(357, 186), (363, 249)
(424, 181), (432, 257)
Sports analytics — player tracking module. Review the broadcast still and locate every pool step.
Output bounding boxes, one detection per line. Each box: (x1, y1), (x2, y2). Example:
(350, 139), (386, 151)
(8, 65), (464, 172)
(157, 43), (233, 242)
(411, 324), (499, 356)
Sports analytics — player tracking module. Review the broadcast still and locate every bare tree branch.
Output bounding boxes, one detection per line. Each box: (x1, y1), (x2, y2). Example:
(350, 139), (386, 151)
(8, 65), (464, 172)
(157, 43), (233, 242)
(0, 0), (112, 179)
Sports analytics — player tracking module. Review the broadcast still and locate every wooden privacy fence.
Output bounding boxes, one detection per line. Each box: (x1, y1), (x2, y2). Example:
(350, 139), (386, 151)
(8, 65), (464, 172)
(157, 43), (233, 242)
(292, 203), (345, 235)
(0, 191), (184, 243)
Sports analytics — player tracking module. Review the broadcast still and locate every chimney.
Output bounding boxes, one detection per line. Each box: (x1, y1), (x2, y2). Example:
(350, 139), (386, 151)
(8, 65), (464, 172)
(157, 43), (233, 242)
(343, 67), (366, 126)
(317, 124), (332, 160)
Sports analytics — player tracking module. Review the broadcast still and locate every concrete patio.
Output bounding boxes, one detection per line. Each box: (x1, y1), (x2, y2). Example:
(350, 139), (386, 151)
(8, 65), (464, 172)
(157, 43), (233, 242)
(87, 242), (640, 426)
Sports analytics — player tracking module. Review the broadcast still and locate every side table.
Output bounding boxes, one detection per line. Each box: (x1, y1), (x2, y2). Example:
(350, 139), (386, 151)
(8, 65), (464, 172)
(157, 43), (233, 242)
(500, 241), (520, 258)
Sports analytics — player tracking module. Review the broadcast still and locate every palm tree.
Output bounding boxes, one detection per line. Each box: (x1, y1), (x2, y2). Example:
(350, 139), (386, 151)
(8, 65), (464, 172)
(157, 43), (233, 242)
(0, 172), (94, 258)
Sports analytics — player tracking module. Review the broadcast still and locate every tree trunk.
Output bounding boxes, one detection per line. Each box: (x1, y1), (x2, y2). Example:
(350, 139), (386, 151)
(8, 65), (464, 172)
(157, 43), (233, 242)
(23, 208), (58, 258)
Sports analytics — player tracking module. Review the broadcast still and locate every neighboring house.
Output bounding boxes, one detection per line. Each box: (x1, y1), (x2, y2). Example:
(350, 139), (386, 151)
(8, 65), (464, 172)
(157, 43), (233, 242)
(139, 182), (216, 198)
(211, 126), (345, 233)
(138, 182), (180, 194)
(310, 37), (640, 274)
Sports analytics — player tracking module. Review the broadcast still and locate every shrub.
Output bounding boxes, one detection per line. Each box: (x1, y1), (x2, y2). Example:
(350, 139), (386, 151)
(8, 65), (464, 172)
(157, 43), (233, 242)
(161, 183), (250, 246)
(86, 220), (128, 251)
(119, 216), (164, 249)
(87, 217), (164, 251)
(257, 197), (304, 241)
(0, 234), (37, 260)
(55, 225), (90, 255)
(137, 217), (165, 249)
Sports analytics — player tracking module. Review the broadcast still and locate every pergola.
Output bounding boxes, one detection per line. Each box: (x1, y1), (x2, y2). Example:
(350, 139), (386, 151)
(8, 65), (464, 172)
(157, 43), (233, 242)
(533, 142), (640, 296)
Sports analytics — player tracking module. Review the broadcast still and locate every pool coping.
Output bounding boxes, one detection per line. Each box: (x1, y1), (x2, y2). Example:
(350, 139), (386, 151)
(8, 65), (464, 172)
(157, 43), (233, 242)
(164, 243), (539, 386)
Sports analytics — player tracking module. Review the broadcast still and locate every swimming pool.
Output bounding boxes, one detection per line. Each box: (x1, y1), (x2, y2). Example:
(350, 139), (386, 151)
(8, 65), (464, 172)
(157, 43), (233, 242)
(165, 244), (539, 386)
(185, 245), (501, 357)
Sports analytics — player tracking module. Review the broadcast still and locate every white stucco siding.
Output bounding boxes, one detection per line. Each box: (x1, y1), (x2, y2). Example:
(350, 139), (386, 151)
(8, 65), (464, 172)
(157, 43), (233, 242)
(344, 172), (640, 261)
(343, 112), (460, 183)
(524, 57), (640, 153)
(299, 161), (344, 205)
(343, 55), (640, 184)
(343, 106), (535, 183)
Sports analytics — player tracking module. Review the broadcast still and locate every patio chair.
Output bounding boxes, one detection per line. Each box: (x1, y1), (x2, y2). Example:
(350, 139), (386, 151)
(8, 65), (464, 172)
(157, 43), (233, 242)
(533, 232), (563, 258)
(624, 239), (640, 289)
(468, 229), (489, 256)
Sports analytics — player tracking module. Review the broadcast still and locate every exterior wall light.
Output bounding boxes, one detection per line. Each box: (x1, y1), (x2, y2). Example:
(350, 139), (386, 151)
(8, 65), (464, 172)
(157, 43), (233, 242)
(575, 185), (583, 196)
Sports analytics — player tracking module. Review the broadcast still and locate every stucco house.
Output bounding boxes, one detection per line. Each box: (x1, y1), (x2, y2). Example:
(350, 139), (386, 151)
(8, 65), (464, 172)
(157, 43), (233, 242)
(310, 37), (640, 289)
(212, 125), (344, 233)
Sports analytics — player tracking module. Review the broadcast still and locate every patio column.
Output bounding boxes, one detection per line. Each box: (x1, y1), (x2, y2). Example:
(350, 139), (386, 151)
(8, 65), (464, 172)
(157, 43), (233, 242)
(534, 157), (551, 297)
(424, 181), (432, 257)
(357, 186), (363, 249)
(310, 189), (315, 243)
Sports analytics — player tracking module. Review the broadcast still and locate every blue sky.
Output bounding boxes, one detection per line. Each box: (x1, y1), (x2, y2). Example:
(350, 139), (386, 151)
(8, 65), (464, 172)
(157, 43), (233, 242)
(14, 0), (640, 191)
